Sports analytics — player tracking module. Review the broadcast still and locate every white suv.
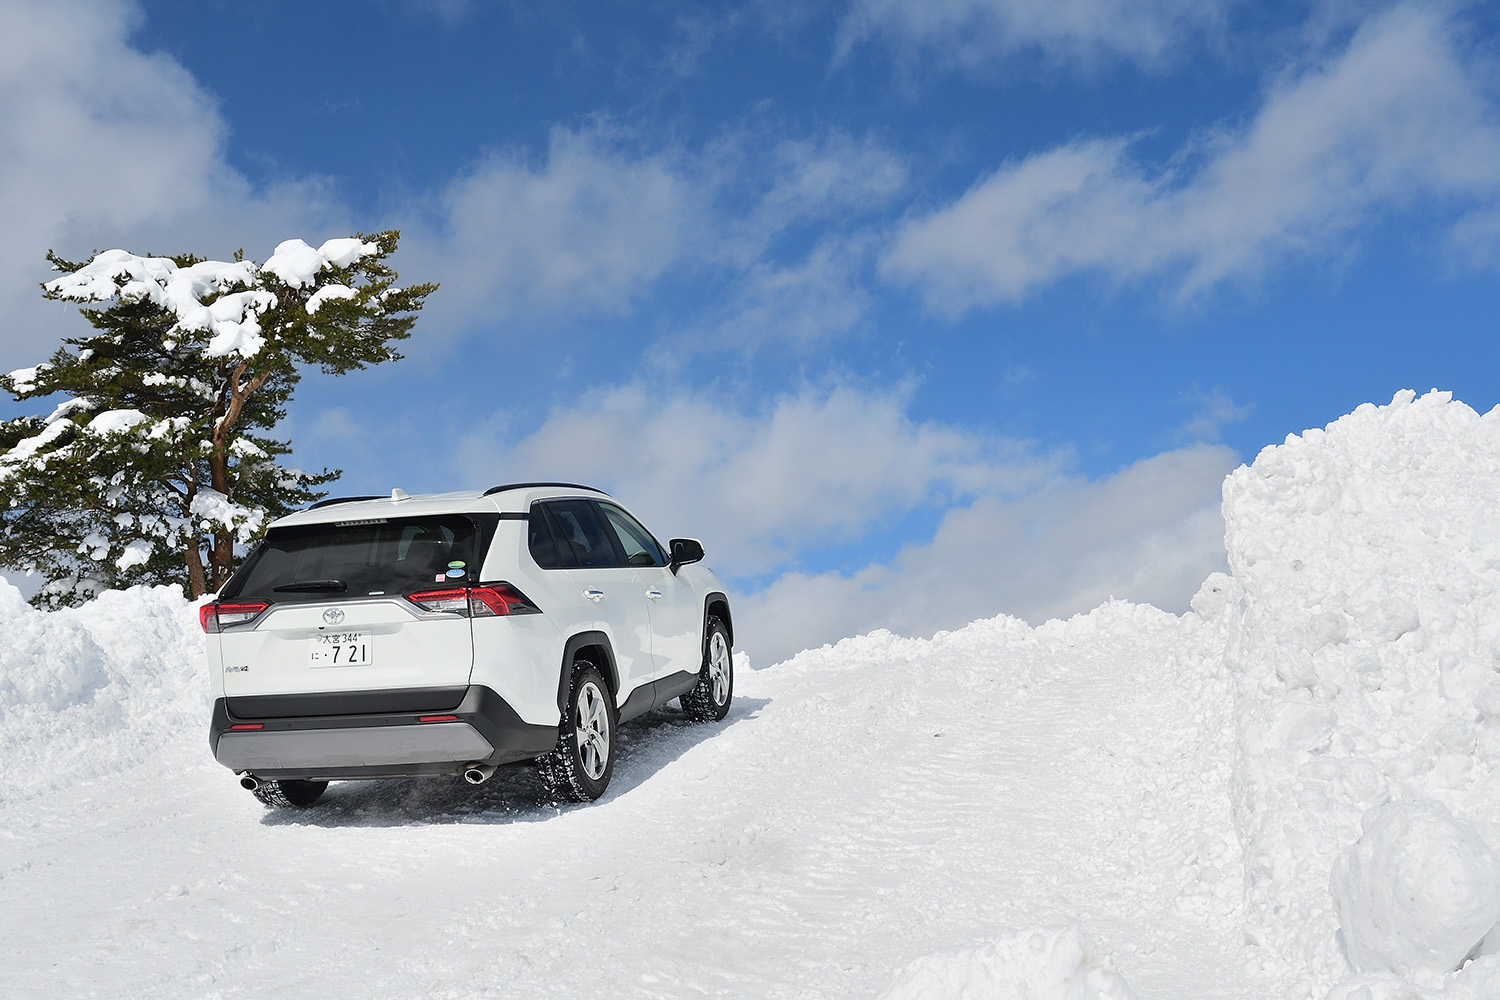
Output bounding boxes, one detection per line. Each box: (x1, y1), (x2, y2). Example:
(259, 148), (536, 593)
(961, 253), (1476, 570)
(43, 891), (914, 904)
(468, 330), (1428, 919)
(202, 484), (734, 807)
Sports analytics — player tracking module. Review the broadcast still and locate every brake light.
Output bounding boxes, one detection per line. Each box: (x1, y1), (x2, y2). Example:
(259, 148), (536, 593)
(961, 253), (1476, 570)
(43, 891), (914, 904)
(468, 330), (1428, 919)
(200, 601), (270, 633)
(408, 585), (541, 617)
(229, 723), (263, 731)
(468, 585), (541, 617)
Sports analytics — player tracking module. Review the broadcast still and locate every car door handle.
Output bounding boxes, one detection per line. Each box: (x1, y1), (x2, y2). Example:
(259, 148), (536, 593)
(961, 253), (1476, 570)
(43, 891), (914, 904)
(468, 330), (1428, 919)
(645, 588), (663, 601)
(584, 588), (605, 603)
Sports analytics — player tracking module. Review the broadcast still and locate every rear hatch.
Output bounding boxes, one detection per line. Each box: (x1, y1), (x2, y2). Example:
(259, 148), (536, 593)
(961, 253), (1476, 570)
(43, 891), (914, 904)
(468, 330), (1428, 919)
(214, 513), (494, 703)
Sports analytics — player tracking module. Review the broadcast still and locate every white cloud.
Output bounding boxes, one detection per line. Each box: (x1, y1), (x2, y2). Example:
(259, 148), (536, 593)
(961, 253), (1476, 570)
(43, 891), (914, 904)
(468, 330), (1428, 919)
(740, 443), (1236, 664)
(404, 129), (701, 329)
(457, 381), (1063, 577)
(882, 3), (1500, 312)
(749, 131), (908, 239)
(646, 234), (876, 364)
(403, 127), (906, 341)
(644, 130), (906, 356)
(1179, 386), (1251, 443)
(838, 0), (1239, 70)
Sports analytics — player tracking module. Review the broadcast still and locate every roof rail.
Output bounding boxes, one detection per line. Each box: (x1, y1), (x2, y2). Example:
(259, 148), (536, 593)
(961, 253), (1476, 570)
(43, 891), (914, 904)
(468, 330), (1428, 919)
(482, 482), (608, 497)
(306, 495), (383, 511)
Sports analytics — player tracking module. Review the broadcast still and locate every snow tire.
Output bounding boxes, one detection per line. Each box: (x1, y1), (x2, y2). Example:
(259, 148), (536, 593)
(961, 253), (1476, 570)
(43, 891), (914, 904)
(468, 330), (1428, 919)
(680, 616), (733, 722)
(251, 778), (328, 808)
(538, 661), (617, 802)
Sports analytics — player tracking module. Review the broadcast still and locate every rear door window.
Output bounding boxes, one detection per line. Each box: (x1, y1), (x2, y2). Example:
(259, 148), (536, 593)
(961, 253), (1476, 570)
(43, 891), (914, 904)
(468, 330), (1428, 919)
(224, 515), (487, 601)
(544, 500), (622, 568)
(527, 508), (561, 569)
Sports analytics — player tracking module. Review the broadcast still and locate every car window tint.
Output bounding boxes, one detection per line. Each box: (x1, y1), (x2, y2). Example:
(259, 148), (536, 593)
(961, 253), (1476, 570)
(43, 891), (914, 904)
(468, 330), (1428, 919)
(229, 516), (478, 600)
(597, 502), (667, 567)
(546, 500), (621, 568)
(542, 506), (580, 567)
(527, 505), (560, 568)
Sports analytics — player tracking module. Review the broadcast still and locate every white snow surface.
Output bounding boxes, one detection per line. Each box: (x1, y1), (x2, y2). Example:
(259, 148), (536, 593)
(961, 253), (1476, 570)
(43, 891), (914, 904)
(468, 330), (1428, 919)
(878, 925), (1137, 999)
(3, 390), (1500, 999)
(261, 238), (378, 288)
(85, 408), (150, 435)
(1330, 800), (1500, 982)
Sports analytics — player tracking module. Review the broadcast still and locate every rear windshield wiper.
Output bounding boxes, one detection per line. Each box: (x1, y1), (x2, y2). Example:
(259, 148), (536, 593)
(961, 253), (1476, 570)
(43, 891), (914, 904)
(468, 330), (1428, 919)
(272, 579), (348, 593)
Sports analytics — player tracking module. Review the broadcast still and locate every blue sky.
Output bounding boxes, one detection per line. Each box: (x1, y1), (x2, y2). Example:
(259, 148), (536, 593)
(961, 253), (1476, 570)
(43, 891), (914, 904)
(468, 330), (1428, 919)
(2, 0), (1499, 661)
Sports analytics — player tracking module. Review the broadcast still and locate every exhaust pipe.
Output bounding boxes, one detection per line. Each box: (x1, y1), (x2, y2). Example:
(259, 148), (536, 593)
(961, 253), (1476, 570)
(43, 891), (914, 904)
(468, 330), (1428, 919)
(240, 774), (260, 792)
(463, 762), (496, 785)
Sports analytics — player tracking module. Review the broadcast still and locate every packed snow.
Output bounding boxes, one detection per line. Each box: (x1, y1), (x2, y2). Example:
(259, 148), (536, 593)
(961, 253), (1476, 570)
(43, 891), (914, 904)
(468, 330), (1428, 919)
(2, 389), (1500, 999)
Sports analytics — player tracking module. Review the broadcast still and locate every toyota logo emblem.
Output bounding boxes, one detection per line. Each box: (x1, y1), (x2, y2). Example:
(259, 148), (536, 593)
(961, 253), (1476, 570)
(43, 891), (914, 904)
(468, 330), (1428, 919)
(323, 608), (345, 625)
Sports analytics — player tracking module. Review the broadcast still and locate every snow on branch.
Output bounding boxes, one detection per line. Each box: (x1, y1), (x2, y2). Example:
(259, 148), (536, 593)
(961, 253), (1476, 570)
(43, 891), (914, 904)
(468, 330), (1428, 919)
(43, 237), (382, 362)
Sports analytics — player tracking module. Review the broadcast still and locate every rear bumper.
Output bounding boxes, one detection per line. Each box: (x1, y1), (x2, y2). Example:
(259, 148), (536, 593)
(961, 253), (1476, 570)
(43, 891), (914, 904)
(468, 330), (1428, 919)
(209, 684), (559, 780)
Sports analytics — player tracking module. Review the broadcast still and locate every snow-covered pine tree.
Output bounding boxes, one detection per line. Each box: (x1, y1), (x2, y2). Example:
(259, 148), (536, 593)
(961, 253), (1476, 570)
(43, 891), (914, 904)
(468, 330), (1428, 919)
(0, 232), (435, 606)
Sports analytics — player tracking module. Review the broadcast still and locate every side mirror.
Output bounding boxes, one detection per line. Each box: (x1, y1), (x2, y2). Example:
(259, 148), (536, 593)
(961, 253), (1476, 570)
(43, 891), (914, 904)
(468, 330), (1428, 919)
(669, 538), (704, 573)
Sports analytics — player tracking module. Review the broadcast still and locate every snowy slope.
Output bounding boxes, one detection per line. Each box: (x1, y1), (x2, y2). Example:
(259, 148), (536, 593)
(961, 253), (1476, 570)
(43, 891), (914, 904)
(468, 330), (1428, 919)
(2, 390), (1499, 999)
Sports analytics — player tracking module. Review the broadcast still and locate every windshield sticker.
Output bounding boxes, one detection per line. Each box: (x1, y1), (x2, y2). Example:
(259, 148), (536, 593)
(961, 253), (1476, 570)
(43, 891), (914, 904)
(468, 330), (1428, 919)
(446, 568), (466, 578)
(448, 560), (465, 569)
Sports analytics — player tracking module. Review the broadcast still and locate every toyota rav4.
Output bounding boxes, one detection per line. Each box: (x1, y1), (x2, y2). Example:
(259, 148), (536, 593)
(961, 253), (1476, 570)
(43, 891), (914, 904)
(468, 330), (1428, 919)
(202, 483), (734, 807)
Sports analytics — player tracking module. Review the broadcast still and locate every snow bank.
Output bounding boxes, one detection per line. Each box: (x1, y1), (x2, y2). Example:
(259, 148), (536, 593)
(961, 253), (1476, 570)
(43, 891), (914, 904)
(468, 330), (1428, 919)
(879, 925), (1135, 1000)
(0, 582), (206, 807)
(1219, 390), (1500, 997)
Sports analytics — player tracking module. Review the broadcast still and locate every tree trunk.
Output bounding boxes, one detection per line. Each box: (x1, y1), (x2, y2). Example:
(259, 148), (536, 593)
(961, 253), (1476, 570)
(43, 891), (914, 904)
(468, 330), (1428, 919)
(185, 539), (208, 599)
(211, 528), (234, 589)
(207, 436), (234, 590)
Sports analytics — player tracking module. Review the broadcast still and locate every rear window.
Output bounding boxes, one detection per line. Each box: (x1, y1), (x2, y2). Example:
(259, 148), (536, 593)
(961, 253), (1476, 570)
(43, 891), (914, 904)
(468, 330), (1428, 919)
(222, 515), (492, 602)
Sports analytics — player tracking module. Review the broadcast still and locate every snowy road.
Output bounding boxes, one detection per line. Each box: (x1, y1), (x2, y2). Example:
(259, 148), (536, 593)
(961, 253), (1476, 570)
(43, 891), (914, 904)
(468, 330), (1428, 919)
(2, 604), (1269, 999)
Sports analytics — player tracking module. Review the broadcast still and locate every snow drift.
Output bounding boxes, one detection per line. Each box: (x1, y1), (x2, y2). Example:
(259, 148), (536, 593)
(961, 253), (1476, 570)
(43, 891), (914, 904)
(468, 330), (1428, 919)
(3, 389), (1500, 999)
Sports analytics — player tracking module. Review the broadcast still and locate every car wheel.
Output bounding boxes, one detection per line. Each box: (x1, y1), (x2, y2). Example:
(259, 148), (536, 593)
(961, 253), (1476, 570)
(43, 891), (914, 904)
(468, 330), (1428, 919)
(251, 778), (328, 808)
(680, 616), (733, 722)
(538, 661), (617, 802)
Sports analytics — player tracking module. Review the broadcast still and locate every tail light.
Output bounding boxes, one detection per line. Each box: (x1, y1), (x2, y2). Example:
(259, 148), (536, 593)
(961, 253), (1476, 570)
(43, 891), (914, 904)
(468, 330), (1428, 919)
(406, 587), (468, 614)
(468, 584), (541, 617)
(408, 584), (541, 617)
(200, 601), (270, 633)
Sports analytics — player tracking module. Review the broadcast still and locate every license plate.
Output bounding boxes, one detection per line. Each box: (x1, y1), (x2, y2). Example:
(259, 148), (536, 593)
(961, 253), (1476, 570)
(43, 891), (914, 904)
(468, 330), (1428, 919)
(308, 631), (373, 667)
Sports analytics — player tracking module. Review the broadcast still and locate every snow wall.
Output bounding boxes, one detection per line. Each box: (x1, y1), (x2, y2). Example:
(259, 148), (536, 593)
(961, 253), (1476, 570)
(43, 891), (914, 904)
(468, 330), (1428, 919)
(4, 389), (1500, 998)
(1212, 388), (1500, 999)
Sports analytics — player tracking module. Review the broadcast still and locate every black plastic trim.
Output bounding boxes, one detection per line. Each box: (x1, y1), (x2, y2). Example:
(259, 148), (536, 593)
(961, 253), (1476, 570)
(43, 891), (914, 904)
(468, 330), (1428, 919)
(703, 591), (733, 646)
(617, 670), (700, 723)
(306, 495), (383, 510)
(497, 511), (528, 520)
(210, 684), (559, 776)
(558, 631), (618, 713)
(653, 670), (700, 709)
(483, 482), (609, 497)
(226, 686), (468, 719)
(616, 684), (654, 723)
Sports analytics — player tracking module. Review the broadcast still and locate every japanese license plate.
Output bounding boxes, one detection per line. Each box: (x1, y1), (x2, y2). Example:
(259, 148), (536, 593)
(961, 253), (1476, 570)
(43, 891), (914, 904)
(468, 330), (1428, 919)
(308, 630), (373, 667)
